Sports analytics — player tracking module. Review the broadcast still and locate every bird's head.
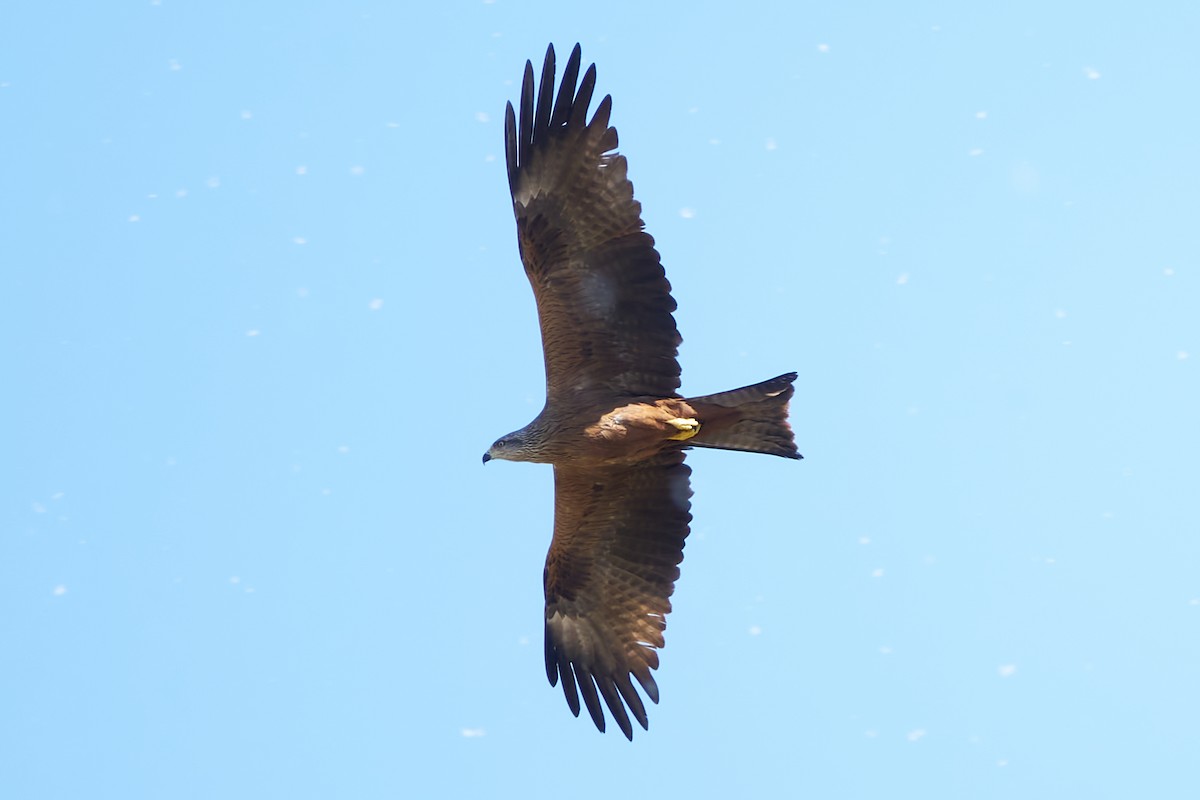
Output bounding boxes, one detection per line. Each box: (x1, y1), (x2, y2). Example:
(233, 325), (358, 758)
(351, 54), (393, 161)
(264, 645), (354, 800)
(483, 430), (536, 464)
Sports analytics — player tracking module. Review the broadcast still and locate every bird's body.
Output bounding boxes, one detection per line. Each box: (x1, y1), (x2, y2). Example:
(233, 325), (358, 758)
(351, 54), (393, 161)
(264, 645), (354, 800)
(494, 397), (698, 466)
(485, 44), (801, 739)
(491, 379), (799, 468)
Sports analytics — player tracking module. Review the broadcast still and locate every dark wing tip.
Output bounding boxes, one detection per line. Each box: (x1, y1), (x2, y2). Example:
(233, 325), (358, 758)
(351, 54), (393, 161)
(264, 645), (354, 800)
(595, 676), (633, 740)
(634, 666), (660, 705)
(576, 668), (606, 733)
(507, 44), (605, 188)
(517, 59), (536, 170)
(534, 45), (556, 138)
(590, 94), (613, 135)
(543, 627), (558, 686)
(570, 64), (597, 129)
(614, 672), (649, 733)
(504, 101), (518, 193)
(545, 625), (657, 739)
(549, 44), (582, 130)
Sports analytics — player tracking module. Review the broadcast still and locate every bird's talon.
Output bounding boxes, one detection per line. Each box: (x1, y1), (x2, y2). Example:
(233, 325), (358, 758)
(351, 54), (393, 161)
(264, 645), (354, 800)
(666, 417), (700, 441)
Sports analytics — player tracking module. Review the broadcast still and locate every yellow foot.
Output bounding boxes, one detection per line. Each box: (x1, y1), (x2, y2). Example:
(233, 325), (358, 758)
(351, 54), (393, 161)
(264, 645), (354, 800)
(666, 417), (701, 441)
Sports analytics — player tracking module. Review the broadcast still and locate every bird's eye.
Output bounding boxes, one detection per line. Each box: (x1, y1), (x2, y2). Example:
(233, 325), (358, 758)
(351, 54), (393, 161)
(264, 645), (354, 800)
(496, 439), (507, 448)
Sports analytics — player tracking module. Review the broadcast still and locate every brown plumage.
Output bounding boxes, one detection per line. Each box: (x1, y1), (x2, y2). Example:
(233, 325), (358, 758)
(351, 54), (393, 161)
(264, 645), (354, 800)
(484, 44), (801, 740)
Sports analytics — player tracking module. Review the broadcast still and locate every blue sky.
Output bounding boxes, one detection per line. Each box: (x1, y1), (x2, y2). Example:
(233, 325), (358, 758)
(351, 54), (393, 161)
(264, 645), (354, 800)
(4, 2), (1198, 798)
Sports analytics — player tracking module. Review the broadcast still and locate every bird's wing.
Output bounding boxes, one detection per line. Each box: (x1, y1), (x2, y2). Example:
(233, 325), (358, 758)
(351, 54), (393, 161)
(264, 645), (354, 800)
(543, 450), (692, 739)
(505, 44), (682, 402)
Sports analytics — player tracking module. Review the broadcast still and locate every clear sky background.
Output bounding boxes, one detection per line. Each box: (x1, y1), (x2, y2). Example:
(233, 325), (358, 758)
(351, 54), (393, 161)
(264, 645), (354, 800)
(4, 3), (1198, 798)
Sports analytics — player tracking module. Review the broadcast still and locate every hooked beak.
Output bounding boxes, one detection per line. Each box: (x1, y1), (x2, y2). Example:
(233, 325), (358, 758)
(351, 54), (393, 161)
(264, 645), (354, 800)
(482, 452), (492, 464)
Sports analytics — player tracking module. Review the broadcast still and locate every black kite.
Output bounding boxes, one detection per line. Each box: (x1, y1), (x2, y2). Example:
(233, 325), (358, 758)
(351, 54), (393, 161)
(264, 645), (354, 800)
(484, 44), (801, 739)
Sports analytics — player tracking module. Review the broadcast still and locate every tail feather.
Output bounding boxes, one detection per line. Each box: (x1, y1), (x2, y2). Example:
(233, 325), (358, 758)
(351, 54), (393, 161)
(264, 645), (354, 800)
(685, 373), (801, 459)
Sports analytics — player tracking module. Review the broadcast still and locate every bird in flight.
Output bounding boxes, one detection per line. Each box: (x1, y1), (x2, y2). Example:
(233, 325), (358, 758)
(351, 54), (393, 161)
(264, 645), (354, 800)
(484, 43), (801, 739)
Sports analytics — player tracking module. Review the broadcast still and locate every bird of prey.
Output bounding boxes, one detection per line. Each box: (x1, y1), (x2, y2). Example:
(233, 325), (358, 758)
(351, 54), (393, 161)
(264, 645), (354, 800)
(484, 43), (801, 740)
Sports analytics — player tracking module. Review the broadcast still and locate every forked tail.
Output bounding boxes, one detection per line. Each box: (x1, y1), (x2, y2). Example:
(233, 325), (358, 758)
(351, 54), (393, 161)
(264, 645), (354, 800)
(685, 372), (801, 459)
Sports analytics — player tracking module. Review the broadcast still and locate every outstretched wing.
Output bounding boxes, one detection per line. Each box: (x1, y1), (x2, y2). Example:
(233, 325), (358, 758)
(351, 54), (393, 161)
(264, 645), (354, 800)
(505, 44), (682, 402)
(543, 451), (692, 739)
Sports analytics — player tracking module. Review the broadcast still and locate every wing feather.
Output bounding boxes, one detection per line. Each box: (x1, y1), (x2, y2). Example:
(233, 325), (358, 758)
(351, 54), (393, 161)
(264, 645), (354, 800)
(569, 64), (597, 130)
(549, 45), (581, 130)
(533, 47), (555, 140)
(505, 43), (682, 401)
(504, 101), (518, 193)
(517, 60), (535, 171)
(543, 451), (692, 739)
(577, 666), (607, 733)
